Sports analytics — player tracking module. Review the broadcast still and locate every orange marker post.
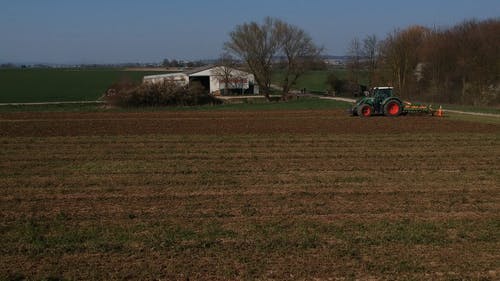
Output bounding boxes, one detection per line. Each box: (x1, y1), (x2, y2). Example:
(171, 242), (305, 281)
(436, 106), (443, 117)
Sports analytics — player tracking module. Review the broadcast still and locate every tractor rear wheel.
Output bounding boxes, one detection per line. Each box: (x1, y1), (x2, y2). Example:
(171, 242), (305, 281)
(357, 104), (373, 117)
(384, 100), (402, 117)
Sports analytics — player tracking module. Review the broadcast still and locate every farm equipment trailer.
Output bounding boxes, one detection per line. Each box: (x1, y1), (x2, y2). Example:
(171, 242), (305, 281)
(350, 87), (440, 117)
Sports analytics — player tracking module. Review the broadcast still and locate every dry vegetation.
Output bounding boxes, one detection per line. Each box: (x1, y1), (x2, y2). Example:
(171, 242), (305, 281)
(0, 110), (499, 280)
(347, 19), (500, 106)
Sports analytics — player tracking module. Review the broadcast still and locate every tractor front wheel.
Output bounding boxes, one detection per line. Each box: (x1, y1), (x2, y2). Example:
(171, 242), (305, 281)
(357, 104), (373, 117)
(384, 100), (402, 117)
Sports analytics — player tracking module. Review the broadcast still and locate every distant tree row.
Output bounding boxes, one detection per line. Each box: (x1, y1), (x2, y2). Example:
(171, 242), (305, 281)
(161, 59), (207, 68)
(347, 18), (499, 105)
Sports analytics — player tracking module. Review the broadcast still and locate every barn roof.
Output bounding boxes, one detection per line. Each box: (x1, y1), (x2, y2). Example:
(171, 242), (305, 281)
(186, 65), (251, 77)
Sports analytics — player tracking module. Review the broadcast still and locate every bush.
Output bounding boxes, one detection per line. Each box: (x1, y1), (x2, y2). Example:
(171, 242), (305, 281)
(326, 73), (365, 97)
(103, 79), (221, 107)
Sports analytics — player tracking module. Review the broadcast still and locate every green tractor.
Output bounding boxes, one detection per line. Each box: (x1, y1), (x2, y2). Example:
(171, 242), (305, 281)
(351, 87), (435, 117)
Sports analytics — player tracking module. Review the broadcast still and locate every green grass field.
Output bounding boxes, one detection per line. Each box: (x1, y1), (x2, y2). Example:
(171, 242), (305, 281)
(272, 68), (368, 93)
(0, 68), (345, 103)
(0, 68), (166, 103)
(2, 68), (498, 122)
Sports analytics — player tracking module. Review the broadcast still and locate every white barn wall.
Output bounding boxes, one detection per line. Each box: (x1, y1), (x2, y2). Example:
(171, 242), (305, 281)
(143, 73), (189, 86)
(189, 67), (257, 94)
(143, 66), (259, 94)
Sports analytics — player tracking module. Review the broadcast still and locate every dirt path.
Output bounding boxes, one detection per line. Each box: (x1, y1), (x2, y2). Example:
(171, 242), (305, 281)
(0, 101), (104, 106)
(319, 96), (357, 103)
(444, 109), (500, 118)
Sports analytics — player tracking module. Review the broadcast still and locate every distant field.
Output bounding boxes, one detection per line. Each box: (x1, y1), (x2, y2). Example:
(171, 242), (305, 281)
(0, 69), (169, 103)
(0, 68), (343, 103)
(272, 68), (368, 93)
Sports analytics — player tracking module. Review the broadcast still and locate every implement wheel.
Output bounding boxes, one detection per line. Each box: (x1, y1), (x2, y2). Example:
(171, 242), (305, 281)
(357, 104), (373, 117)
(384, 100), (402, 117)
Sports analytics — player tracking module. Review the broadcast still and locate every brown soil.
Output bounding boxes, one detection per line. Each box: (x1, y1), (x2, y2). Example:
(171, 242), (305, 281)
(0, 110), (499, 280)
(0, 110), (498, 137)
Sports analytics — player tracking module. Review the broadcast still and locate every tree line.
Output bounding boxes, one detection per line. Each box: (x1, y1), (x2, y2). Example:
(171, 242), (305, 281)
(349, 18), (499, 105)
(225, 17), (499, 105)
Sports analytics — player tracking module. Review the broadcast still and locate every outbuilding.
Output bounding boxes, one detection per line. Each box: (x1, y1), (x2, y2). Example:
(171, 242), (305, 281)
(143, 66), (258, 95)
(142, 73), (189, 86)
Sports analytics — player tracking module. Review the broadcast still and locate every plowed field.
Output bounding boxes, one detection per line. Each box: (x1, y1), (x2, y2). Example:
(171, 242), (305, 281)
(1, 110), (499, 280)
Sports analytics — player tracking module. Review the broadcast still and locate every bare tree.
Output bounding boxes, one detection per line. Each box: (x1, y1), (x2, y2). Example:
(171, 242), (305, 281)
(373, 18), (499, 105)
(225, 17), (321, 100)
(363, 34), (378, 87)
(225, 17), (281, 100)
(379, 26), (428, 99)
(347, 37), (363, 85)
(274, 20), (322, 99)
(212, 53), (238, 95)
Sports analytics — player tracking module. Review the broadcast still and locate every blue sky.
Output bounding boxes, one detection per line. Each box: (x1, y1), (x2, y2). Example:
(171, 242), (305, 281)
(1, 0), (499, 64)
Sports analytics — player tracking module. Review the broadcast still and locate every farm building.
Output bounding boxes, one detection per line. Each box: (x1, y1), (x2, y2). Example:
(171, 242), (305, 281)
(142, 73), (189, 86)
(143, 66), (258, 95)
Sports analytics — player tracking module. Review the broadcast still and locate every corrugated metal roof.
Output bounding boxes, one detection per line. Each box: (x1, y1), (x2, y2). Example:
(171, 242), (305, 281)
(143, 73), (187, 79)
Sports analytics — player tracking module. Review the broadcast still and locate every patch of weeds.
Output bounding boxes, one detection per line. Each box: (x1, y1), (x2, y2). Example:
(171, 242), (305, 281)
(351, 220), (449, 246)
(9, 217), (135, 255)
(152, 220), (236, 250)
(394, 259), (426, 273)
(241, 204), (258, 217)
(364, 253), (426, 275)
(3, 272), (26, 281)
(334, 243), (362, 260)
(336, 176), (368, 184)
(213, 208), (234, 218)
(21, 220), (47, 254)
(474, 220), (500, 242)
(295, 224), (321, 249)
(445, 219), (500, 243)
(196, 221), (236, 249)
(42, 276), (65, 281)
(159, 225), (197, 248)
(251, 220), (324, 252)
(55, 212), (70, 222)
(197, 170), (213, 185)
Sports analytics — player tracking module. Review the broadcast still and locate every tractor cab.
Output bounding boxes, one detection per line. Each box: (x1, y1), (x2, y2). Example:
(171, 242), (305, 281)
(371, 87), (393, 98)
(372, 87), (393, 112)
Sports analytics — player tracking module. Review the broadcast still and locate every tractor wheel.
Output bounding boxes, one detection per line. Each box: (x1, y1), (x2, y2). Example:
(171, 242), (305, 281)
(351, 107), (358, 116)
(357, 104), (373, 117)
(384, 100), (402, 117)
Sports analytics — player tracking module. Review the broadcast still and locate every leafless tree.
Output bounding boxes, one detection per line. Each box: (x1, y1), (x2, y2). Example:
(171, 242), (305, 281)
(225, 17), (281, 100)
(225, 17), (321, 100)
(379, 26), (428, 99)
(363, 34), (378, 87)
(274, 20), (322, 99)
(373, 18), (499, 105)
(347, 37), (363, 85)
(212, 53), (240, 95)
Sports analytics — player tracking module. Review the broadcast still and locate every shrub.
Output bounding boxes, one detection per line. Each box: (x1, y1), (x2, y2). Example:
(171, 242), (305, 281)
(326, 73), (365, 97)
(103, 79), (221, 107)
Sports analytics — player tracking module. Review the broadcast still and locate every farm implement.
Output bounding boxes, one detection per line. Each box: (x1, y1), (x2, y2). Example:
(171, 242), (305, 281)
(350, 87), (442, 117)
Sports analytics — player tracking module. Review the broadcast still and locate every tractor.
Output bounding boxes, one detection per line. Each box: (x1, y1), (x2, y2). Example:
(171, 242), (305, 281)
(350, 87), (436, 117)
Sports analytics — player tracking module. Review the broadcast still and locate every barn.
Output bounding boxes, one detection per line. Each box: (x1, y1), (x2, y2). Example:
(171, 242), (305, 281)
(142, 73), (189, 86)
(143, 66), (259, 95)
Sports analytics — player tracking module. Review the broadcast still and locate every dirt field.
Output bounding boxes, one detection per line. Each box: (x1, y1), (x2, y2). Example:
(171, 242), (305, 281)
(1, 110), (499, 280)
